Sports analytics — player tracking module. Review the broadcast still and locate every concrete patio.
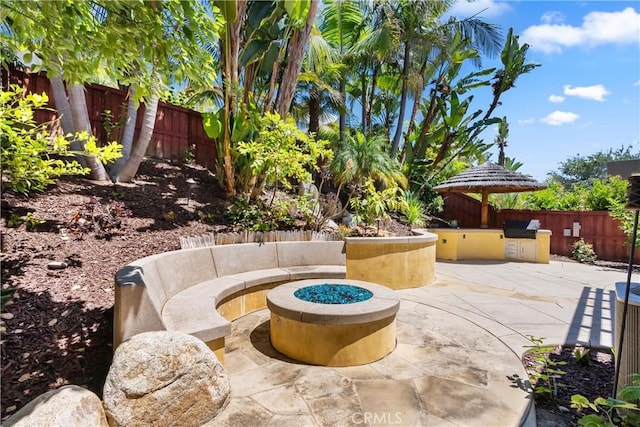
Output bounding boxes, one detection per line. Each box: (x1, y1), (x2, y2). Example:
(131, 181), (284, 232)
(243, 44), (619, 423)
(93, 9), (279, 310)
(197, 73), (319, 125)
(206, 260), (638, 427)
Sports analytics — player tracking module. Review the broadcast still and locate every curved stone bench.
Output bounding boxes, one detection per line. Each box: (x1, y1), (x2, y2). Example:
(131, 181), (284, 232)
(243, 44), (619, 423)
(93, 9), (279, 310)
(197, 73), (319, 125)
(114, 241), (346, 363)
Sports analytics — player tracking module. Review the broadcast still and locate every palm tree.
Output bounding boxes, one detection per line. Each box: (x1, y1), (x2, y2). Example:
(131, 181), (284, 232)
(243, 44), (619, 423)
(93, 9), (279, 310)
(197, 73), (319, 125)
(387, 0), (503, 157)
(275, 0), (320, 117)
(319, 0), (367, 141)
(495, 117), (509, 166)
(431, 28), (540, 178)
(330, 131), (406, 198)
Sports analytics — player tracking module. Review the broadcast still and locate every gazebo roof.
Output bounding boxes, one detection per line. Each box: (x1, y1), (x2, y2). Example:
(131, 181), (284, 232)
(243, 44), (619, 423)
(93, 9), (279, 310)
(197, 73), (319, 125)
(433, 162), (547, 194)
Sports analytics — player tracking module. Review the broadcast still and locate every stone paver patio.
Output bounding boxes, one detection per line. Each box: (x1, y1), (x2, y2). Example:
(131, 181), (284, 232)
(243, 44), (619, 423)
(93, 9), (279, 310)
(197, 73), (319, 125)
(207, 260), (638, 427)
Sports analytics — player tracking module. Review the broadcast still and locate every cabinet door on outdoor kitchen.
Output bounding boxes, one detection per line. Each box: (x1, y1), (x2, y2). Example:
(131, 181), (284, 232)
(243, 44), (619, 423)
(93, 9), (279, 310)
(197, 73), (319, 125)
(505, 241), (537, 261)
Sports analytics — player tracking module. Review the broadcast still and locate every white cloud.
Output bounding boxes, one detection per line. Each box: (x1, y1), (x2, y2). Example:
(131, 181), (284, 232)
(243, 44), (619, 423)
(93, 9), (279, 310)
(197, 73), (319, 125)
(447, 0), (511, 18)
(541, 111), (580, 125)
(548, 94), (565, 103)
(563, 84), (610, 101)
(634, 80), (640, 87)
(541, 11), (565, 25)
(521, 7), (640, 53)
(517, 117), (535, 124)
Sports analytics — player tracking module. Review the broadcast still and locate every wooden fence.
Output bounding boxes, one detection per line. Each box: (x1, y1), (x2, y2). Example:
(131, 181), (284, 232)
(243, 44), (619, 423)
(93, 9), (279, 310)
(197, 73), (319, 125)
(1, 67), (218, 170)
(441, 192), (639, 262)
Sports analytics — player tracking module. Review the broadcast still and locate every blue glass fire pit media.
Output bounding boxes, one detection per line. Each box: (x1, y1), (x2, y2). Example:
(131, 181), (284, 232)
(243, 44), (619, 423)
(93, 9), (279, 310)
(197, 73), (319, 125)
(294, 284), (373, 304)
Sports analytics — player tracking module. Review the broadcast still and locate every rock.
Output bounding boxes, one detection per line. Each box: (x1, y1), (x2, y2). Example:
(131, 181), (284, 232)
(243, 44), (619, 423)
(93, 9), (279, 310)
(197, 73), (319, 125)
(47, 261), (68, 270)
(324, 219), (339, 230)
(103, 331), (230, 427)
(3, 385), (108, 427)
(342, 212), (356, 227)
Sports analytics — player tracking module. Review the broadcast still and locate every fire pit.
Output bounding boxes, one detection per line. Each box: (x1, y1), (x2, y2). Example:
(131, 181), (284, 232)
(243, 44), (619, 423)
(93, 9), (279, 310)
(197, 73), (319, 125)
(267, 279), (399, 366)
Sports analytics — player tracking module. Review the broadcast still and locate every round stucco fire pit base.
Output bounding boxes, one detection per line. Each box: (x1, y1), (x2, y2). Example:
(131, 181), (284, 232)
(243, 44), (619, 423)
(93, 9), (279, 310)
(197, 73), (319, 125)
(266, 279), (400, 366)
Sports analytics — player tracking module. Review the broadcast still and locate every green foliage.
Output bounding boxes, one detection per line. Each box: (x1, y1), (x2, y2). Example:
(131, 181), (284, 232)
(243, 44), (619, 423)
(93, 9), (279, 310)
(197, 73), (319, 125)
(573, 346), (591, 367)
(402, 191), (427, 229)
(610, 203), (640, 248)
(7, 212), (45, 230)
(520, 179), (585, 210)
(331, 132), (406, 191)
(572, 239), (597, 264)
(519, 177), (627, 212)
(584, 177), (627, 211)
(548, 145), (640, 189)
(1, 287), (16, 304)
(180, 144), (196, 165)
(0, 86), (121, 195)
(607, 176), (640, 248)
(571, 373), (640, 427)
(236, 112), (332, 200)
(223, 197), (295, 232)
(523, 335), (567, 398)
(101, 108), (125, 142)
(350, 179), (405, 226)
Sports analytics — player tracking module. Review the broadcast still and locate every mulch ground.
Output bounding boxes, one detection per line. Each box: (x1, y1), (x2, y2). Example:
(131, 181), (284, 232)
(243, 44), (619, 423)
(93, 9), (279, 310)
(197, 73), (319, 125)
(523, 346), (615, 426)
(1, 160), (231, 420)
(0, 159), (629, 423)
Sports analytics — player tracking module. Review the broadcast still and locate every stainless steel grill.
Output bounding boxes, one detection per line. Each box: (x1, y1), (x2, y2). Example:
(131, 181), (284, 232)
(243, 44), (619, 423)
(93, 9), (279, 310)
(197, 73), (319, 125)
(503, 220), (537, 239)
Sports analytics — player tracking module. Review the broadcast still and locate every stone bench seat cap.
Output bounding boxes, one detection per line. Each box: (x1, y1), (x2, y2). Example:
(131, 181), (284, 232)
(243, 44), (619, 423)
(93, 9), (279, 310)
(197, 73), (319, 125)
(344, 230), (437, 244)
(266, 279), (399, 325)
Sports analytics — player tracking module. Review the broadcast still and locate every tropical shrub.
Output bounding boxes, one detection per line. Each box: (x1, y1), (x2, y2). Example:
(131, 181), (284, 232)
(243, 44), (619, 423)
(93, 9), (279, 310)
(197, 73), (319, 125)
(571, 373), (640, 427)
(572, 239), (597, 264)
(523, 335), (567, 399)
(350, 179), (405, 226)
(224, 196), (296, 232)
(520, 179), (585, 210)
(1, 86), (121, 195)
(402, 191), (427, 229)
(6, 212), (45, 230)
(236, 112), (332, 202)
(584, 177), (627, 211)
(610, 202), (640, 248)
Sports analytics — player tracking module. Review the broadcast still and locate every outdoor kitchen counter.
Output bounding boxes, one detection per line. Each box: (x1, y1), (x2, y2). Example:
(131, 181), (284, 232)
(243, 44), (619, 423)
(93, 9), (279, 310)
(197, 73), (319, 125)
(428, 228), (551, 263)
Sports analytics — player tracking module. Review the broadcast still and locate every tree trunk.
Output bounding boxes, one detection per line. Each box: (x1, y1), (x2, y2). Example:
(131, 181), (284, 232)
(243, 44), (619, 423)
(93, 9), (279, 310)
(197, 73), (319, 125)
(264, 56), (281, 113)
(308, 91), (320, 135)
(390, 41), (412, 157)
(366, 62), (379, 133)
(339, 76), (346, 141)
(414, 87), (440, 158)
(243, 62), (255, 106)
(229, 0), (246, 85)
(109, 89), (138, 180)
(361, 73), (367, 134)
(275, 0), (319, 117)
(49, 77), (75, 135)
(49, 77), (87, 167)
(114, 93), (159, 182)
(402, 59), (428, 161)
(68, 84), (110, 181)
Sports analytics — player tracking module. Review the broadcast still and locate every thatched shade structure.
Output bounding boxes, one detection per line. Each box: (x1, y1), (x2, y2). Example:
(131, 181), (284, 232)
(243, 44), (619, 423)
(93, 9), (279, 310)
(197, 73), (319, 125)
(433, 162), (547, 228)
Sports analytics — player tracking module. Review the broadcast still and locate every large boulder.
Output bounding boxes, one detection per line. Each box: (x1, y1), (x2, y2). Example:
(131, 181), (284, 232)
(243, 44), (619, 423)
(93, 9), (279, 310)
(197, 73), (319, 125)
(4, 385), (108, 427)
(103, 331), (230, 427)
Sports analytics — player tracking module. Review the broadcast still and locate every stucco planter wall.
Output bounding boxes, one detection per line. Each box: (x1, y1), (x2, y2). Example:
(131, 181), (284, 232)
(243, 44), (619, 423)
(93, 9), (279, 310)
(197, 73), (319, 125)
(344, 229), (437, 289)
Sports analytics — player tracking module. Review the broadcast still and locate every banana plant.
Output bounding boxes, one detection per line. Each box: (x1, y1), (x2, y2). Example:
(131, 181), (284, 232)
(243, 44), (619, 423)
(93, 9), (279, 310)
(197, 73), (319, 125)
(431, 27), (540, 178)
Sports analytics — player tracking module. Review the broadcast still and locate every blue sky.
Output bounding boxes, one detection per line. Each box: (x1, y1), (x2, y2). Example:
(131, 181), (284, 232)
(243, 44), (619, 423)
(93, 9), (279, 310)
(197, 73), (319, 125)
(447, 0), (640, 181)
